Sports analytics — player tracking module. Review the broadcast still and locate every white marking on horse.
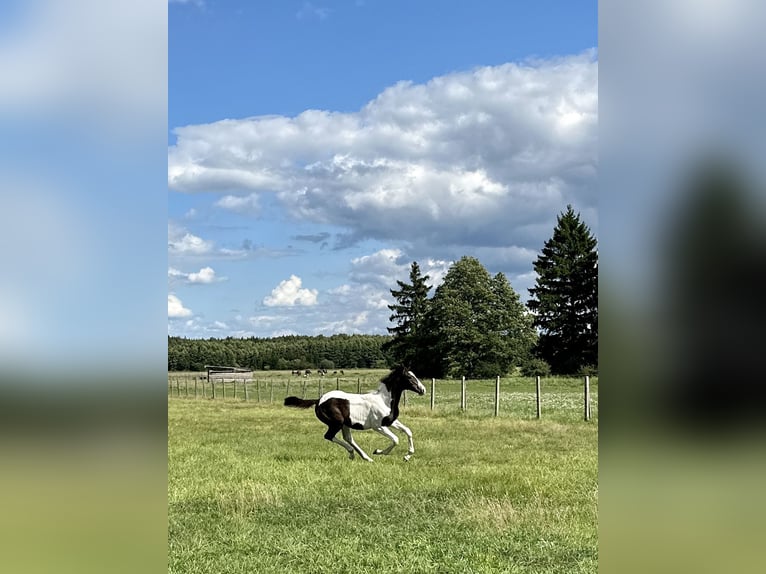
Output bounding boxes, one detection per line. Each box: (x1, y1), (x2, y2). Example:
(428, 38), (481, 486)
(283, 365), (425, 462)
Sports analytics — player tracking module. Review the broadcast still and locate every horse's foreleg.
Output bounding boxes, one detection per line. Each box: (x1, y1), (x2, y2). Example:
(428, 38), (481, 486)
(341, 426), (373, 462)
(372, 426), (399, 455)
(390, 419), (415, 460)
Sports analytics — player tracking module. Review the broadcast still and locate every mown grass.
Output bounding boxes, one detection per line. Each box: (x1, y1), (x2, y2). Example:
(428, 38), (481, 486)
(168, 381), (598, 574)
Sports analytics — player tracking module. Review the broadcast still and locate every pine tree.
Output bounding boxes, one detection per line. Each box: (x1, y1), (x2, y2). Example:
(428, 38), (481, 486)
(527, 205), (598, 374)
(382, 262), (432, 371)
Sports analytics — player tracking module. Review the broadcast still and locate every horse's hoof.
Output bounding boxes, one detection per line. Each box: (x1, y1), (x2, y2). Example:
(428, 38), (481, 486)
(403, 454), (411, 462)
(373, 449), (382, 455)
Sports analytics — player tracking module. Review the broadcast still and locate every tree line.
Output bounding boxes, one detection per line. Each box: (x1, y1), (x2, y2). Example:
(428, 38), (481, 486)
(168, 334), (390, 372)
(168, 205), (597, 377)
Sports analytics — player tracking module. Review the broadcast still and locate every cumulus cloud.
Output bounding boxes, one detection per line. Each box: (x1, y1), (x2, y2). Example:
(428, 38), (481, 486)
(314, 311), (370, 336)
(188, 266), (218, 284)
(168, 222), (214, 256)
(169, 222), (294, 260)
(214, 193), (260, 215)
(168, 294), (192, 318)
(348, 248), (451, 290)
(169, 52), (597, 254)
(263, 275), (319, 307)
(169, 266), (222, 284)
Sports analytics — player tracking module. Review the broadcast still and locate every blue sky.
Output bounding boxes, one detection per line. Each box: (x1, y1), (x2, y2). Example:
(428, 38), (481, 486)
(168, 0), (597, 338)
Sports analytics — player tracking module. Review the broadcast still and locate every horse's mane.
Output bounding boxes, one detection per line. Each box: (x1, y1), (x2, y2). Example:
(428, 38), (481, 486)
(380, 365), (408, 393)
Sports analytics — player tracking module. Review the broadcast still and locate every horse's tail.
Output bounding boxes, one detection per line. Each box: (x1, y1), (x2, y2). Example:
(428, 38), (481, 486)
(284, 396), (319, 409)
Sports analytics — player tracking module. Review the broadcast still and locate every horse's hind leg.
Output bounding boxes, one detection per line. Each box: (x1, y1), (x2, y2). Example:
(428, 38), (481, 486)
(341, 426), (373, 462)
(325, 425), (355, 460)
(372, 426), (399, 455)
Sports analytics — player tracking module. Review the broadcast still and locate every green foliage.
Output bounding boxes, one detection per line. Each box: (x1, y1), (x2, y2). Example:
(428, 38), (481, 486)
(382, 261), (433, 373)
(426, 257), (537, 378)
(528, 205), (598, 375)
(167, 334), (391, 371)
(520, 357), (552, 377)
(579, 364), (598, 377)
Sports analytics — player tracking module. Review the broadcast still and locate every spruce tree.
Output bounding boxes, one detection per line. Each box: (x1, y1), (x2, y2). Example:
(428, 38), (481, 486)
(383, 262), (432, 371)
(527, 205), (598, 374)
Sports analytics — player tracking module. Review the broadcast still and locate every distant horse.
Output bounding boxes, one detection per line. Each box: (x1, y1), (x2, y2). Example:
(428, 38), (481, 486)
(284, 365), (426, 461)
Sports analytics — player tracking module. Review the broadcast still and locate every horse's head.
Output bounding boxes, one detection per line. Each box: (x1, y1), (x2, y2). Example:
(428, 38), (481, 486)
(394, 365), (426, 396)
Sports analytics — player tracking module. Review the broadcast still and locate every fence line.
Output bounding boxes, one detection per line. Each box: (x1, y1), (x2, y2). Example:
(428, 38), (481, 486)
(168, 373), (597, 421)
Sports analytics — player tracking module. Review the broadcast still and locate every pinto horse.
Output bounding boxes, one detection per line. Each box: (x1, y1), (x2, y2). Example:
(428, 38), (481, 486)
(284, 365), (426, 461)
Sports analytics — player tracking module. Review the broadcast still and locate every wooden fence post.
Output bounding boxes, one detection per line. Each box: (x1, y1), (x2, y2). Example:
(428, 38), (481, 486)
(403, 390), (408, 407)
(336, 377), (339, 390)
(270, 380), (274, 403)
(244, 381), (249, 401)
(357, 377), (361, 394)
(202, 380), (206, 398)
(286, 379), (290, 398)
(256, 379), (261, 402)
(584, 375), (591, 421)
(536, 376), (541, 419)
(301, 379), (307, 399)
(212, 381), (216, 400)
(233, 380), (237, 399)
(494, 376), (500, 416)
(222, 380), (226, 399)
(194, 378), (198, 398)
(430, 378), (435, 411)
(185, 378), (188, 397)
(176, 378), (181, 397)
(461, 376), (466, 411)
(319, 378), (323, 398)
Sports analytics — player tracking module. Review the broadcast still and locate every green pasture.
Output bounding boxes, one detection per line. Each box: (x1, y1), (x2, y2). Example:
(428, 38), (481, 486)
(167, 369), (598, 424)
(168, 371), (598, 573)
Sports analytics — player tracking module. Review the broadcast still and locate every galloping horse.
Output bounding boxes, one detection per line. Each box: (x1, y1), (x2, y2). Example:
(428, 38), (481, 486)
(284, 365), (426, 461)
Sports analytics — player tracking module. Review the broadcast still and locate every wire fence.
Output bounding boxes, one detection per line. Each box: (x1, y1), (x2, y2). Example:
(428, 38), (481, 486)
(168, 371), (598, 423)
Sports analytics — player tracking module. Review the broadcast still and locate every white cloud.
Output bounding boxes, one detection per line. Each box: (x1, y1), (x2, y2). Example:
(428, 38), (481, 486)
(348, 248), (451, 291)
(349, 248), (405, 287)
(169, 266), (222, 284)
(263, 275), (318, 307)
(168, 222), (214, 256)
(168, 294), (192, 318)
(169, 52), (597, 254)
(313, 311), (370, 336)
(188, 266), (217, 284)
(214, 193), (260, 215)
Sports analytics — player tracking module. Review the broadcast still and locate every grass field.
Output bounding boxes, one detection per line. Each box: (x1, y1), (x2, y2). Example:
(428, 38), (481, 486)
(167, 369), (598, 423)
(168, 371), (598, 573)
